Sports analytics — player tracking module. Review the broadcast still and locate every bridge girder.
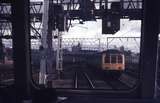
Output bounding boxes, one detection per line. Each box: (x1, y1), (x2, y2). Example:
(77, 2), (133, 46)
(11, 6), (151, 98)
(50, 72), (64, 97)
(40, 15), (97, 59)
(0, 0), (142, 37)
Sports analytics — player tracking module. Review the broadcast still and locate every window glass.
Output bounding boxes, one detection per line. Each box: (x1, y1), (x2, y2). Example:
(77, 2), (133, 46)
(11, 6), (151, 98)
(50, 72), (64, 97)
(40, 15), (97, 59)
(0, 3), (14, 87)
(111, 55), (116, 63)
(105, 55), (110, 63)
(118, 55), (122, 63)
(30, 0), (142, 91)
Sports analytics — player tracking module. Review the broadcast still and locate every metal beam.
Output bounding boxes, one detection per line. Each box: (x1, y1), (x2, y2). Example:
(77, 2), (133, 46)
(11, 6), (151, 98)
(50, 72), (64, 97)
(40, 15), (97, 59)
(12, 0), (32, 102)
(0, 0), (12, 3)
(0, 0), (143, 38)
(1, 1), (143, 21)
(39, 0), (55, 87)
(140, 0), (159, 98)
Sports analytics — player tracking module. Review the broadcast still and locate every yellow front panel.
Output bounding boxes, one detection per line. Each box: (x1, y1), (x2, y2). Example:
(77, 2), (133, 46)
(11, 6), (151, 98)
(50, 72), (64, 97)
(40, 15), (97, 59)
(102, 63), (125, 71)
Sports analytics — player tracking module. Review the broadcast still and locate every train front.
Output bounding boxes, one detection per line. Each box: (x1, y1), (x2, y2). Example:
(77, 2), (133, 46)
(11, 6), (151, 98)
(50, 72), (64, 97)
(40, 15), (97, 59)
(101, 49), (125, 75)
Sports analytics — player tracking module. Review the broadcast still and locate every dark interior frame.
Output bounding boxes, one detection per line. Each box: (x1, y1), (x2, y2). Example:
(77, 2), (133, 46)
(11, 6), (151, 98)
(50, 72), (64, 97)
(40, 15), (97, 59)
(5, 0), (160, 102)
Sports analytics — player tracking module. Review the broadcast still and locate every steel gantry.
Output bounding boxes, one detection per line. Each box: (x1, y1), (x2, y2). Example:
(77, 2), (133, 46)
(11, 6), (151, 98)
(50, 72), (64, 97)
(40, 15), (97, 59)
(0, 0), (143, 38)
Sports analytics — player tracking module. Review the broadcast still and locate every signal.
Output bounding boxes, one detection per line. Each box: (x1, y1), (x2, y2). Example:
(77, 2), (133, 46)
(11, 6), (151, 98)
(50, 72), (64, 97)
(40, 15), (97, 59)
(102, 2), (121, 34)
(79, 0), (96, 21)
(50, 4), (66, 31)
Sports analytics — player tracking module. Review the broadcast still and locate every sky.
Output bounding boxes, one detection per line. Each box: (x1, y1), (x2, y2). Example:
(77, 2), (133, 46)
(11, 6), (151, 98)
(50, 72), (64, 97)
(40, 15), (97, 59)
(63, 19), (141, 38)
(3, 0), (142, 53)
(62, 19), (141, 52)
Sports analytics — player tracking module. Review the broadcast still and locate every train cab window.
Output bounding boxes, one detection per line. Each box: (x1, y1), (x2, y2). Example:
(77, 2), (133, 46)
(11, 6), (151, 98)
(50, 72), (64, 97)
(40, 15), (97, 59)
(118, 55), (122, 63)
(111, 55), (116, 63)
(0, 2), (14, 87)
(0, 4), (14, 87)
(29, 0), (142, 95)
(105, 55), (110, 63)
(0, 40), (14, 87)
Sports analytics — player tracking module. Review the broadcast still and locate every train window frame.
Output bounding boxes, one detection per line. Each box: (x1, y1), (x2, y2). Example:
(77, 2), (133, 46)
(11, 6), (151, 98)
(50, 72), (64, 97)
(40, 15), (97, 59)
(0, 1), (159, 103)
(29, 0), (143, 97)
(6, 0), (159, 100)
(0, 3), (14, 87)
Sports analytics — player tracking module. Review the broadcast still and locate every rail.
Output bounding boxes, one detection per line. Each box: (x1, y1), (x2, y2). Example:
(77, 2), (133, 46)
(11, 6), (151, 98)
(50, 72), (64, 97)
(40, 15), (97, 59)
(83, 72), (95, 89)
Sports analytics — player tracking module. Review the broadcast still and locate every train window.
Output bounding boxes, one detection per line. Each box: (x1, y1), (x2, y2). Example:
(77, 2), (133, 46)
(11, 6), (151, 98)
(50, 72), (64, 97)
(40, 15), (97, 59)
(29, 0), (142, 93)
(0, 3), (14, 87)
(105, 55), (110, 63)
(111, 55), (116, 63)
(118, 55), (122, 63)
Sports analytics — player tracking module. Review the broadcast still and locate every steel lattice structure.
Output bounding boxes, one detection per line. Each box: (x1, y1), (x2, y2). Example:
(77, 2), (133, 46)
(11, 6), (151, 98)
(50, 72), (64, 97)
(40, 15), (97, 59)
(0, 0), (142, 38)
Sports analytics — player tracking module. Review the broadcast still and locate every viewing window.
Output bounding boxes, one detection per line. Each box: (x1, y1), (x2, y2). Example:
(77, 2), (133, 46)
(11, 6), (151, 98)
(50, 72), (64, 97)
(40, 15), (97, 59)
(29, 0), (142, 92)
(0, 3), (14, 87)
(105, 55), (110, 63)
(111, 55), (116, 63)
(118, 55), (122, 63)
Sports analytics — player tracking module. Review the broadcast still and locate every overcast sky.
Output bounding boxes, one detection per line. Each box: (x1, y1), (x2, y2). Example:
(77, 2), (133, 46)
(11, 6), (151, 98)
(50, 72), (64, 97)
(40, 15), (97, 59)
(29, 0), (142, 53)
(63, 19), (141, 38)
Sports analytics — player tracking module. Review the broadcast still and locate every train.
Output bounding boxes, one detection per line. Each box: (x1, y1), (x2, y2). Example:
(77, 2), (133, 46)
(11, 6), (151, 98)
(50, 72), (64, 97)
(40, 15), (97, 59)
(86, 49), (125, 75)
(1, 48), (125, 75)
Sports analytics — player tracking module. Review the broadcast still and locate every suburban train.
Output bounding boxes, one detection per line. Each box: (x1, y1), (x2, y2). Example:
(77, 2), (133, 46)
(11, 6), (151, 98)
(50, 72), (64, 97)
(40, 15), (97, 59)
(86, 49), (125, 75)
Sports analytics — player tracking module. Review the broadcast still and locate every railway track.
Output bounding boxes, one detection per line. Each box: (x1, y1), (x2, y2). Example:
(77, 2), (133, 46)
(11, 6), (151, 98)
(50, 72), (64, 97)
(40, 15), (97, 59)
(99, 73), (131, 90)
(83, 72), (95, 89)
(119, 67), (139, 88)
(71, 63), (140, 90)
(0, 63), (139, 90)
(124, 68), (139, 78)
(73, 70), (95, 89)
(88, 68), (136, 90)
(72, 68), (133, 90)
